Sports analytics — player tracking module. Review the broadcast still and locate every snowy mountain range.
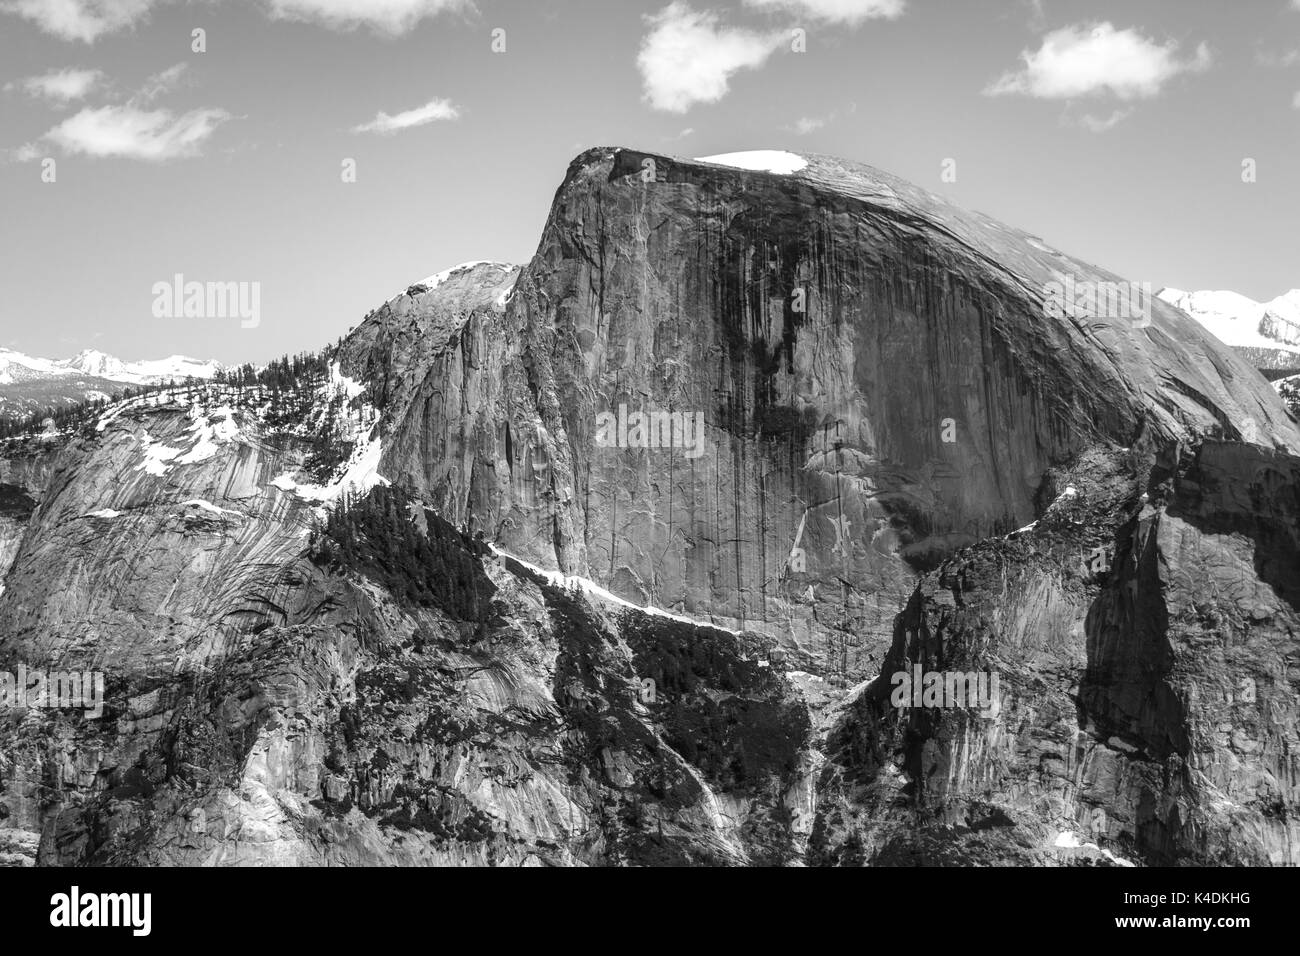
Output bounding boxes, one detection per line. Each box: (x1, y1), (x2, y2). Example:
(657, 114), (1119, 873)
(1157, 287), (1300, 374)
(0, 348), (219, 387)
(0, 348), (220, 420)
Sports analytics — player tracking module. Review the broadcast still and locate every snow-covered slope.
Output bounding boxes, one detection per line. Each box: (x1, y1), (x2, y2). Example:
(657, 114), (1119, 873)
(1158, 288), (1300, 371)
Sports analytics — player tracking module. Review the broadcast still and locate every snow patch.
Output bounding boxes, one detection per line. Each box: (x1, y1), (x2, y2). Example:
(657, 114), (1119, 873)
(84, 509), (122, 519)
(328, 362), (365, 401)
(1053, 830), (1136, 867)
(263, 367), (385, 506)
(135, 431), (182, 477)
(695, 150), (808, 174)
(271, 433), (388, 504)
(175, 405), (238, 465)
(490, 544), (742, 635)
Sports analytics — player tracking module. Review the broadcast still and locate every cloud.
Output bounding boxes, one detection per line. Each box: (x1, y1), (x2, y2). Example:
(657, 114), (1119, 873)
(5, 67), (103, 103)
(788, 102), (852, 134)
(638, 3), (786, 113)
(136, 62), (188, 102)
(743, 0), (903, 24)
(986, 22), (1212, 100)
(352, 97), (460, 134)
(6, 142), (43, 162)
(1256, 48), (1300, 68)
(1, 0), (470, 40)
(0, 0), (160, 42)
(1293, 90), (1300, 109)
(1076, 108), (1133, 132)
(264, 0), (471, 34)
(43, 105), (230, 160)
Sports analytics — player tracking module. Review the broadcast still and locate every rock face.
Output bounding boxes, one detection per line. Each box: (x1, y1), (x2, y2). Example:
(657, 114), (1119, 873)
(811, 443), (1300, 866)
(1, 147), (1298, 867)
(341, 148), (1297, 683)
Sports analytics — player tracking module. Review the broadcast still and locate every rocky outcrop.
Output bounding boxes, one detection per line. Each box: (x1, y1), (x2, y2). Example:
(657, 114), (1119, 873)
(0, 442), (61, 593)
(811, 440), (1300, 866)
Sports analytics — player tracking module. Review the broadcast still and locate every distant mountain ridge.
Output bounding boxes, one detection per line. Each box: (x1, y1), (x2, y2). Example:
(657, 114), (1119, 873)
(0, 348), (220, 420)
(1157, 287), (1300, 376)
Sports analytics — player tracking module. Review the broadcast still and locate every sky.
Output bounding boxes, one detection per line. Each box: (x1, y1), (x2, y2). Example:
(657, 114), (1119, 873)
(1, 0), (1298, 366)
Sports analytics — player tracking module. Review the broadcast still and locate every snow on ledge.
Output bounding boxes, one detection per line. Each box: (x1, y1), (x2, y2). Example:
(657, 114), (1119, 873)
(1053, 831), (1135, 867)
(179, 499), (241, 517)
(489, 544), (742, 636)
(694, 150), (808, 175)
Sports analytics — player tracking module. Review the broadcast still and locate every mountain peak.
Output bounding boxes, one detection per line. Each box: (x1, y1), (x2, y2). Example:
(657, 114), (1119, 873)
(0, 348), (221, 419)
(1157, 286), (1300, 363)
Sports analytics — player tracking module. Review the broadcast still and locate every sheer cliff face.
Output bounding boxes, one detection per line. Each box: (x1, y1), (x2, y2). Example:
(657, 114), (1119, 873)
(344, 147), (1298, 680)
(3, 147), (1299, 867)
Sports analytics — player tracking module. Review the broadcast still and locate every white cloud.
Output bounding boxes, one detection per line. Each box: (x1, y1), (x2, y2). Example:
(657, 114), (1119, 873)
(44, 105), (230, 160)
(1077, 108), (1133, 132)
(638, 2), (786, 113)
(352, 97), (460, 134)
(1, 0), (469, 39)
(136, 62), (188, 102)
(264, 0), (470, 34)
(0, 0), (160, 42)
(986, 22), (1212, 100)
(743, 0), (904, 25)
(6, 142), (42, 162)
(6, 67), (103, 103)
(792, 115), (826, 134)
